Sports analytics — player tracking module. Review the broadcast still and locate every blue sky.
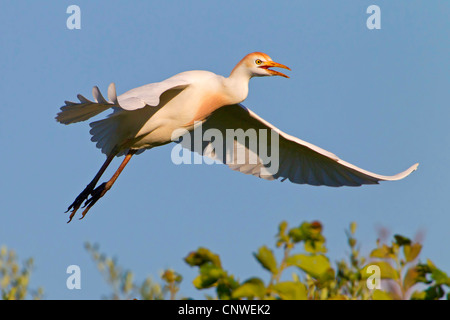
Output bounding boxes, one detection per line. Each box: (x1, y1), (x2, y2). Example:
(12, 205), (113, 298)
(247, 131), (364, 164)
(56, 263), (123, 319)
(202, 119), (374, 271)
(0, 1), (448, 299)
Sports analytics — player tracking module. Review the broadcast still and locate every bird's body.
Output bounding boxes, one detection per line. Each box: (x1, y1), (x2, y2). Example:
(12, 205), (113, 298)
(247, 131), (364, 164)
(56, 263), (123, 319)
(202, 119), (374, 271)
(56, 52), (418, 222)
(97, 70), (247, 154)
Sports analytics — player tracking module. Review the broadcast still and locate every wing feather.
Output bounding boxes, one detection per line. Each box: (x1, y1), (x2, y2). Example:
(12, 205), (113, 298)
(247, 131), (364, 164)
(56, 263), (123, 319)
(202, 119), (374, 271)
(178, 104), (418, 187)
(56, 74), (191, 125)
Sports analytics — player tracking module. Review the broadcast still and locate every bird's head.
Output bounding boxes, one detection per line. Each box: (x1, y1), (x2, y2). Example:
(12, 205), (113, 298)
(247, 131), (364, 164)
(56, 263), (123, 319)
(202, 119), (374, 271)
(231, 52), (291, 79)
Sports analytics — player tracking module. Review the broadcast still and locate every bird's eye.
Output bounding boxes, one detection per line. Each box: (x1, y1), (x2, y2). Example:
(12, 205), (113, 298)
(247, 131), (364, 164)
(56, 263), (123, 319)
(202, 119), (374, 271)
(255, 59), (263, 65)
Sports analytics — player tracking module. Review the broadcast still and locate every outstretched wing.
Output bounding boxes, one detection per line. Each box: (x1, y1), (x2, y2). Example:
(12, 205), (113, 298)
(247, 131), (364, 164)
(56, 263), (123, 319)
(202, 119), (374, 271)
(56, 73), (190, 125)
(177, 104), (418, 187)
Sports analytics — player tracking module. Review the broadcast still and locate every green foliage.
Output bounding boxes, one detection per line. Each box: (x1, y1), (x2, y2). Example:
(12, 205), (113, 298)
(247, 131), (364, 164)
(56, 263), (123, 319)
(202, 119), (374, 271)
(181, 221), (450, 300)
(361, 232), (450, 299)
(84, 242), (181, 300)
(184, 247), (239, 299)
(0, 245), (43, 300)
(2, 220), (449, 300)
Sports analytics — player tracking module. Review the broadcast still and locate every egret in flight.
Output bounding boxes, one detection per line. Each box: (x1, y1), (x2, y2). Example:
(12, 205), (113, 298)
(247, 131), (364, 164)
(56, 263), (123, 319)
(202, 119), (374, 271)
(56, 52), (418, 222)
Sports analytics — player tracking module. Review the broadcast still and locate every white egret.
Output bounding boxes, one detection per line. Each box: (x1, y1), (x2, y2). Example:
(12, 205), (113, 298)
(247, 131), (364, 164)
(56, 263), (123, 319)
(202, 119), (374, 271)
(56, 52), (418, 222)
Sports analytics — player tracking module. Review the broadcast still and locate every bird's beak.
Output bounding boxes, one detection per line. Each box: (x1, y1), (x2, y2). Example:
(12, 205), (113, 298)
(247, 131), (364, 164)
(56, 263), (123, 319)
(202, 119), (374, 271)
(259, 61), (291, 78)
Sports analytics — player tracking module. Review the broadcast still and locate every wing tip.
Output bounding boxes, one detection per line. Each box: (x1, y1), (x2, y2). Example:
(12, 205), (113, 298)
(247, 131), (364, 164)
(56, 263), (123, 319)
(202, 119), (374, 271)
(384, 162), (419, 181)
(405, 162), (420, 175)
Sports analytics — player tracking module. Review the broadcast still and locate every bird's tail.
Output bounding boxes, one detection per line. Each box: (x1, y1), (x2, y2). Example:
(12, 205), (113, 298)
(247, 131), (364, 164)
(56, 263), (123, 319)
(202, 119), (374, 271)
(89, 115), (121, 156)
(56, 83), (119, 125)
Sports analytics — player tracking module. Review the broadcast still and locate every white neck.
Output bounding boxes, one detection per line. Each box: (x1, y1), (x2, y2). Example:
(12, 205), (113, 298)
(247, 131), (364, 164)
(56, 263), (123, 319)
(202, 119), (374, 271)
(223, 65), (252, 104)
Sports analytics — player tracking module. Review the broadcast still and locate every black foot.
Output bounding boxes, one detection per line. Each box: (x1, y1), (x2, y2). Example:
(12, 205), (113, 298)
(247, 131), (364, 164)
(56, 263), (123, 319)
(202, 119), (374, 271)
(79, 182), (109, 220)
(66, 183), (95, 223)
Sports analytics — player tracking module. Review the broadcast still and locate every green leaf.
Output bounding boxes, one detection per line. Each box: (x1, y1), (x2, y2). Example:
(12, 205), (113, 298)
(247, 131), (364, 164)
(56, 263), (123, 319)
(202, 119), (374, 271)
(288, 222), (327, 253)
(231, 278), (265, 299)
(192, 264), (225, 289)
(288, 221), (321, 243)
(424, 285), (445, 300)
(162, 269), (182, 284)
(410, 290), (427, 300)
(350, 222), (357, 235)
(217, 275), (240, 300)
(394, 235), (411, 246)
(403, 243), (422, 262)
(361, 261), (399, 280)
(348, 237), (357, 249)
(184, 247), (221, 268)
(370, 244), (394, 259)
(253, 246), (278, 274)
(304, 239), (327, 254)
(286, 254), (334, 281)
(431, 269), (450, 286)
(411, 285), (445, 300)
(403, 266), (419, 292)
(420, 259), (450, 285)
(276, 221), (290, 247)
(372, 290), (393, 300)
(278, 221), (288, 236)
(272, 281), (307, 300)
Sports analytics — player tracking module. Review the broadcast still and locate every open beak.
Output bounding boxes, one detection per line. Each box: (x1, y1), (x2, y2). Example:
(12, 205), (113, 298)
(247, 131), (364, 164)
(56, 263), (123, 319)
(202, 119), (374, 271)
(259, 61), (291, 78)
